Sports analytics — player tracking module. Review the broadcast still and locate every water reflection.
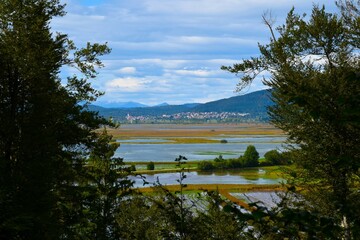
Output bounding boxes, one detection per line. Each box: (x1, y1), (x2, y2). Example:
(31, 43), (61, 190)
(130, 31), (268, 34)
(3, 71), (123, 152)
(130, 170), (281, 188)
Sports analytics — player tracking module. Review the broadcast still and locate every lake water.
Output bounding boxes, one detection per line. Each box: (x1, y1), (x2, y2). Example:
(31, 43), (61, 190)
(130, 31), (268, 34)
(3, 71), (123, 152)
(114, 135), (285, 162)
(130, 170), (282, 188)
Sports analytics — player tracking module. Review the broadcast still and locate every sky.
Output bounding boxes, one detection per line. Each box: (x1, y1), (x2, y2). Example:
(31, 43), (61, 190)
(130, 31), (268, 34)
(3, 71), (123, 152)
(52, 0), (338, 107)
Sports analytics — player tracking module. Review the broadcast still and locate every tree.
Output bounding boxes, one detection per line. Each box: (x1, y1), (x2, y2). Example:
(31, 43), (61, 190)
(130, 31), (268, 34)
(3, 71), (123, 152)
(264, 149), (288, 165)
(223, 1), (360, 238)
(242, 145), (259, 167)
(0, 0), (111, 238)
(78, 129), (133, 239)
(147, 161), (155, 170)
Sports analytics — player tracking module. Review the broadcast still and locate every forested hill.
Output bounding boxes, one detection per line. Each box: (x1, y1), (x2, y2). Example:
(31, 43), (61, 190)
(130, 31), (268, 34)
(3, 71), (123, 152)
(191, 89), (273, 113)
(88, 89), (273, 122)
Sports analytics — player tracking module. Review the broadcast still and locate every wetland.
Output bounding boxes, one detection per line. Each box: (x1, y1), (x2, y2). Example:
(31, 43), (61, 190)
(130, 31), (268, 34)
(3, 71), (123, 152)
(107, 123), (287, 187)
(109, 123), (286, 162)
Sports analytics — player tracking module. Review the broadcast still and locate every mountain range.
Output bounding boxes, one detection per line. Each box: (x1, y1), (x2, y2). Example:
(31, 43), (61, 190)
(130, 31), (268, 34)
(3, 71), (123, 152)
(88, 89), (273, 122)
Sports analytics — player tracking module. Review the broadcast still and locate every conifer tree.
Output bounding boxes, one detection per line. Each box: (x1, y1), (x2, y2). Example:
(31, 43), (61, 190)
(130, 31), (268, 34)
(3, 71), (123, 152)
(0, 1), (111, 238)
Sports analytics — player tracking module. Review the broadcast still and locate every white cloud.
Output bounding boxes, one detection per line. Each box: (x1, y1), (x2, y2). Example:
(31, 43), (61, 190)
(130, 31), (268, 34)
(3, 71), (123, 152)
(117, 67), (137, 74)
(169, 69), (218, 77)
(103, 59), (189, 70)
(106, 77), (151, 92)
(54, 0), (338, 105)
(170, 36), (257, 45)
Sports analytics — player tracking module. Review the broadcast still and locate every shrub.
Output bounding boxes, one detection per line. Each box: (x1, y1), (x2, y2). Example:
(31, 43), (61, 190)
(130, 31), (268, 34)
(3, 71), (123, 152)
(147, 161), (155, 170)
(198, 161), (215, 171)
(214, 155), (224, 162)
(264, 150), (281, 165)
(130, 164), (136, 172)
(264, 150), (289, 165)
(226, 158), (242, 169)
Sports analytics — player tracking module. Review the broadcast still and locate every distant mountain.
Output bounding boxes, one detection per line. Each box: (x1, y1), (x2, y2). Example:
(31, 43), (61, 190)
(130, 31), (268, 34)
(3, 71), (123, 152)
(153, 102), (169, 107)
(192, 90), (273, 114)
(183, 103), (201, 108)
(96, 101), (148, 108)
(88, 89), (274, 122)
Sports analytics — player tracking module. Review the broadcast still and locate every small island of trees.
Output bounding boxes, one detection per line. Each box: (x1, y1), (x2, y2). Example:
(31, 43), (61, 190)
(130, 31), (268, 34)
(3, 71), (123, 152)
(198, 145), (290, 171)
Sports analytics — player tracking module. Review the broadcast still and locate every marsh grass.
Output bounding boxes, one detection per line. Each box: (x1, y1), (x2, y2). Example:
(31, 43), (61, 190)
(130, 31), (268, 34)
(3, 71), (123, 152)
(194, 151), (238, 155)
(165, 137), (219, 144)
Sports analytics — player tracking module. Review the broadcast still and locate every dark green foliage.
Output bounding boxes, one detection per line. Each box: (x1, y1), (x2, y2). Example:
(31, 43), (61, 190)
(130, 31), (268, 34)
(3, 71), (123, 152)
(264, 149), (289, 165)
(198, 160), (216, 171)
(223, 1), (360, 238)
(220, 139), (228, 143)
(116, 196), (173, 239)
(147, 161), (155, 170)
(77, 130), (133, 239)
(130, 164), (136, 172)
(214, 154), (224, 162)
(226, 158), (243, 169)
(0, 0), (112, 238)
(150, 155), (200, 239)
(198, 146), (261, 170)
(195, 191), (247, 239)
(226, 197), (342, 239)
(242, 145), (259, 167)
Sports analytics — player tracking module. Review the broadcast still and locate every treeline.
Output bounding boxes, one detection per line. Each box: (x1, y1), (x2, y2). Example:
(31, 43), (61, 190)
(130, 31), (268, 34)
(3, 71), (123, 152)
(198, 145), (291, 171)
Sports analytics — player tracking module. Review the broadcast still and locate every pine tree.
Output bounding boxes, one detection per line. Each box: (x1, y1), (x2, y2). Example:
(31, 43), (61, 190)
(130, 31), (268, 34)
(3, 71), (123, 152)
(0, 1), (111, 238)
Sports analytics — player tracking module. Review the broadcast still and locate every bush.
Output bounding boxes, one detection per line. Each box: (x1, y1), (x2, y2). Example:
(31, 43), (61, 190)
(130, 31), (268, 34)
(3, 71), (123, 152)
(259, 161), (273, 167)
(214, 155), (224, 162)
(147, 161), (155, 170)
(264, 150), (289, 165)
(198, 161), (215, 171)
(226, 158), (242, 169)
(214, 161), (227, 169)
(130, 164), (136, 172)
(220, 139), (228, 143)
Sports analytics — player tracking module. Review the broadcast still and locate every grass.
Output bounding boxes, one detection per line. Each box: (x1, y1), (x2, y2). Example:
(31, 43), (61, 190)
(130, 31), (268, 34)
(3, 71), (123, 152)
(165, 137), (219, 144)
(194, 151), (239, 156)
(125, 161), (199, 173)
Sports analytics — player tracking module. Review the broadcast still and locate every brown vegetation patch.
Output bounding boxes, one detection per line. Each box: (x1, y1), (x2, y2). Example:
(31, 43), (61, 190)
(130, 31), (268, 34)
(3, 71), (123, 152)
(106, 123), (284, 139)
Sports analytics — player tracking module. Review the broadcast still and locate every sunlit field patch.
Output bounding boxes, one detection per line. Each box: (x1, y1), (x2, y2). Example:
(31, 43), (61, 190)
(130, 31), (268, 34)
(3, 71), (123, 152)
(106, 123), (284, 140)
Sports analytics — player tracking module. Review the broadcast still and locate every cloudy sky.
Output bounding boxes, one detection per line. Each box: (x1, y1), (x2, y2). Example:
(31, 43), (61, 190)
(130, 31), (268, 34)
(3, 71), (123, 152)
(53, 0), (337, 107)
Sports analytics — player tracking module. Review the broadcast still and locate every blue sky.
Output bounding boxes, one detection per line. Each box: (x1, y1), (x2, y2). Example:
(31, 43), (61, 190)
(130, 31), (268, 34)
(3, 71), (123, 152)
(52, 0), (337, 106)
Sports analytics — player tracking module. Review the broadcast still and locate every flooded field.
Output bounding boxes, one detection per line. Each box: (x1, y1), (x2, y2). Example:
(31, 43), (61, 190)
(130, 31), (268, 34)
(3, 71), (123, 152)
(111, 124), (286, 186)
(131, 169), (283, 188)
(111, 123), (286, 162)
(114, 140), (284, 162)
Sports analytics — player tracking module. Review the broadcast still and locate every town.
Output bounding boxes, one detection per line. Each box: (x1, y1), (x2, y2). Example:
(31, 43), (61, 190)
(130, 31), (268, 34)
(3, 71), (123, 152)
(125, 111), (250, 123)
